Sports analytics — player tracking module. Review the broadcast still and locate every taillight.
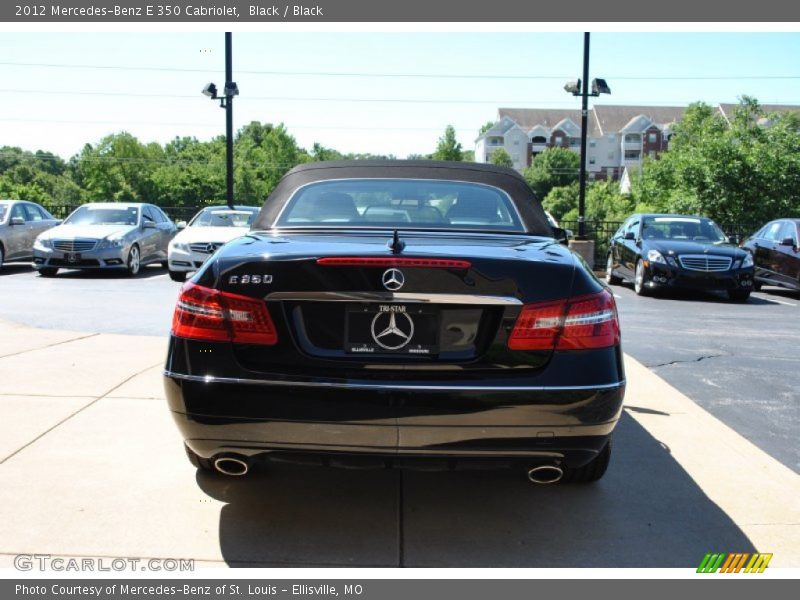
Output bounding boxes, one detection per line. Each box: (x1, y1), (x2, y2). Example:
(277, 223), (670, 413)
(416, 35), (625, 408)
(317, 257), (471, 269)
(171, 282), (278, 345)
(508, 289), (619, 351)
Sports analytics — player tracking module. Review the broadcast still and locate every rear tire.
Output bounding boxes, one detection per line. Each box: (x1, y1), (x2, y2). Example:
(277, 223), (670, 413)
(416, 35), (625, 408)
(38, 267), (58, 277)
(561, 439), (612, 484)
(634, 259), (650, 296)
(728, 289), (751, 302)
(605, 253), (622, 285)
(185, 444), (215, 473)
(169, 269), (186, 282)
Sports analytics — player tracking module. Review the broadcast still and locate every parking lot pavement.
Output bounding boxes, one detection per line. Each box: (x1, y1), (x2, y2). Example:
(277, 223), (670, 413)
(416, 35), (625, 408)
(611, 283), (800, 473)
(0, 318), (798, 568)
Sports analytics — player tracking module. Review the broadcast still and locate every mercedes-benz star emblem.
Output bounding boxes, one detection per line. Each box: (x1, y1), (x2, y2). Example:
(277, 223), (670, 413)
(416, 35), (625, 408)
(206, 243), (220, 254)
(382, 268), (405, 291)
(370, 311), (415, 350)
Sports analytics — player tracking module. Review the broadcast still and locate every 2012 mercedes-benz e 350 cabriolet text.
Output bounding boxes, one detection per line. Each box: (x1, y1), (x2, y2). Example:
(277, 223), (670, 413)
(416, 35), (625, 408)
(164, 161), (625, 484)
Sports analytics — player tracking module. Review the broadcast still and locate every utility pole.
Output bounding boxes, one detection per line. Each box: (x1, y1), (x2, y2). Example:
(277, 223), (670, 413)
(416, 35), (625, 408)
(201, 33), (239, 209)
(225, 32), (234, 210)
(577, 32), (590, 241)
(563, 33), (610, 266)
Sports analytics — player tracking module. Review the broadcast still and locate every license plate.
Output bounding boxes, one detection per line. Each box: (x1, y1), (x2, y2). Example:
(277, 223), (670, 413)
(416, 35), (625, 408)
(64, 252), (81, 263)
(345, 304), (439, 355)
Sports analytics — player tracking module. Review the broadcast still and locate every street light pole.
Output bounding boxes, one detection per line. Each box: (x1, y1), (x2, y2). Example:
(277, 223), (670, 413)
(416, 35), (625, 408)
(224, 31), (234, 210)
(577, 32), (590, 241)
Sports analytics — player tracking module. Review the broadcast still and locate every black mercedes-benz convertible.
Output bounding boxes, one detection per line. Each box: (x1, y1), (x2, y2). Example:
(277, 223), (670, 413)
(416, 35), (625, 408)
(164, 161), (625, 484)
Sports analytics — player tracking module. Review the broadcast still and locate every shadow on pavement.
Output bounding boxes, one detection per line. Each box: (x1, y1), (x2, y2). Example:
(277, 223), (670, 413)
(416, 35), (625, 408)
(197, 413), (755, 567)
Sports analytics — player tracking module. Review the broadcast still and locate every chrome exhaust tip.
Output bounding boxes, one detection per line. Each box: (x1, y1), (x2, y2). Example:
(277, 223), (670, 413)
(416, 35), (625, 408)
(213, 456), (250, 476)
(527, 464), (563, 484)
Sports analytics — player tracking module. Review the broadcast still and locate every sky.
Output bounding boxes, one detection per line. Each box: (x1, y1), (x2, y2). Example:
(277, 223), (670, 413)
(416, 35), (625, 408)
(1, 32), (800, 159)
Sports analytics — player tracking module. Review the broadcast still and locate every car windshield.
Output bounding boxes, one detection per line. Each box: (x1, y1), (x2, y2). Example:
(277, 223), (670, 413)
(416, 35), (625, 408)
(190, 209), (256, 228)
(275, 179), (525, 233)
(64, 206), (139, 226)
(641, 217), (728, 243)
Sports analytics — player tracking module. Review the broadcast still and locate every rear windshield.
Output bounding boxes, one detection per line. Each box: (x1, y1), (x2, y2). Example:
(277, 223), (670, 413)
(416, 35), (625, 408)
(191, 209), (257, 228)
(0, 204), (7, 223)
(275, 179), (525, 233)
(64, 206), (140, 226)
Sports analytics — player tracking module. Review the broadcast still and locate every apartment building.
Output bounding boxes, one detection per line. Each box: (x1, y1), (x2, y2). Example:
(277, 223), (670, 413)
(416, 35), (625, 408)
(475, 105), (685, 188)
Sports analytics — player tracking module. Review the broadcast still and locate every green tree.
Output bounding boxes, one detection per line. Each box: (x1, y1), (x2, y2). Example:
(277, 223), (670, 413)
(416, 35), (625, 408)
(432, 125), (464, 161)
(523, 148), (580, 199)
(543, 183), (579, 221)
(489, 148), (514, 168)
(73, 132), (163, 203)
(234, 122), (305, 203)
(478, 121), (495, 136)
(632, 98), (800, 225)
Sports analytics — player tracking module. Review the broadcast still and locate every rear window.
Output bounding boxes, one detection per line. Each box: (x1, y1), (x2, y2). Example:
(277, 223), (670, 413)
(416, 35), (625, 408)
(275, 179), (524, 233)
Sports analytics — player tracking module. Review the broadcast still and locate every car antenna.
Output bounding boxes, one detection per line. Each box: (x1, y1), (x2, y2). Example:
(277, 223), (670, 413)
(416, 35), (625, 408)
(388, 229), (405, 254)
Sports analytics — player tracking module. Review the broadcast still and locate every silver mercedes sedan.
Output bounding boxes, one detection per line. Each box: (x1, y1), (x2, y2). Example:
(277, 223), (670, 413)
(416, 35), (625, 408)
(32, 202), (177, 277)
(0, 200), (60, 272)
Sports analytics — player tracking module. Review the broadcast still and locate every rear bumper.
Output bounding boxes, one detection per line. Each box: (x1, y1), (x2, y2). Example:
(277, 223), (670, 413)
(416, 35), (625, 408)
(164, 372), (625, 468)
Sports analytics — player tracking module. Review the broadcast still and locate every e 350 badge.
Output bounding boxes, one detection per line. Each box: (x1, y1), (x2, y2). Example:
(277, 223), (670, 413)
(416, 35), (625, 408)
(228, 274), (273, 285)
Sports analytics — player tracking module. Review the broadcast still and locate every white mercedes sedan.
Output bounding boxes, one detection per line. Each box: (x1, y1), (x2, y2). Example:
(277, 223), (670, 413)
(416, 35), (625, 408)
(167, 205), (259, 282)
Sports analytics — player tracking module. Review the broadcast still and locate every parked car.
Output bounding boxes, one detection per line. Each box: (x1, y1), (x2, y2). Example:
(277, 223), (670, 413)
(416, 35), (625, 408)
(605, 213), (754, 301)
(0, 200), (60, 271)
(32, 202), (177, 277)
(167, 205), (259, 282)
(164, 161), (625, 484)
(741, 219), (800, 292)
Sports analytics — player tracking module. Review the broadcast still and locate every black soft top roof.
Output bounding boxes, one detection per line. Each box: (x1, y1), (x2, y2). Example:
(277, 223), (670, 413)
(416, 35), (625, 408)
(251, 160), (552, 235)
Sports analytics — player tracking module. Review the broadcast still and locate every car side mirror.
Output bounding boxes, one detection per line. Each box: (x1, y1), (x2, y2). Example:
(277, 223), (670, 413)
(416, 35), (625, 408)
(728, 234), (739, 245)
(142, 221), (156, 229)
(779, 236), (795, 247)
(177, 221), (187, 230)
(552, 227), (569, 246)
(623, 231), (635, 241)
(10, 216), (25, 226)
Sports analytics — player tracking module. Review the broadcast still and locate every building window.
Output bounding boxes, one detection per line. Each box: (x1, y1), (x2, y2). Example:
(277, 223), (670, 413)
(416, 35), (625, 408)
(608, 152), (614, 160)
(624, 134), (641, 144)
(531, 136), (547, 144)
(648, 132), (658, 143)
(589, 156), (596, 165)
(608, 134), (615, 141)
(625, 150), (641, 160)
(589, 140), (596, 147)
(513, 140), (519, 145)
(570, 138), (580, 147)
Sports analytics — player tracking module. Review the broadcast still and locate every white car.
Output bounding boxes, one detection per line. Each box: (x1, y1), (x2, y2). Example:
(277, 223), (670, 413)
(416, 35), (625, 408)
(167, 205), (259, 282)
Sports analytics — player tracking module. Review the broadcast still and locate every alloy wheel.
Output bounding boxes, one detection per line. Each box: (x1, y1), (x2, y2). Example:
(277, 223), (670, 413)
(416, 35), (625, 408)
(634, 260), (648, 296)
(128, 246), (140, 276)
